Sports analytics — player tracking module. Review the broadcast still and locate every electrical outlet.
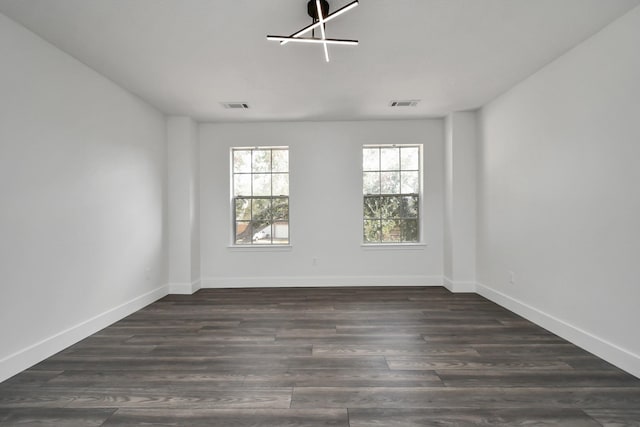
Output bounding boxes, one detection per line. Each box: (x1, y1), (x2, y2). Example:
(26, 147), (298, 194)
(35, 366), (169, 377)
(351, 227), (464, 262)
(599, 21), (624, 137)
(312, 257), (318, 266)
(509, 271), (515, 285)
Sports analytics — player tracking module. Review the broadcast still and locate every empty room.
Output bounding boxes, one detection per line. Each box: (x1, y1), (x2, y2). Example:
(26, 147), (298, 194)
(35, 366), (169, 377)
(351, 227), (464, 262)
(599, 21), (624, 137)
(1, 0), (639, 425)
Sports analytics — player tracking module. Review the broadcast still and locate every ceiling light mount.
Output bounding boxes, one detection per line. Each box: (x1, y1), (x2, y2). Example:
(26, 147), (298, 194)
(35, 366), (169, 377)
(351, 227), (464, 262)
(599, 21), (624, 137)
(308, 0), (329, 20)
(267, 0), (359, 62)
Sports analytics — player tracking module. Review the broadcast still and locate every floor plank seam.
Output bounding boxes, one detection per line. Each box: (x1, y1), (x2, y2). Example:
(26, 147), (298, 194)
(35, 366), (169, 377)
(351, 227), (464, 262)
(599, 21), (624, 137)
(1, 286), (639, 425)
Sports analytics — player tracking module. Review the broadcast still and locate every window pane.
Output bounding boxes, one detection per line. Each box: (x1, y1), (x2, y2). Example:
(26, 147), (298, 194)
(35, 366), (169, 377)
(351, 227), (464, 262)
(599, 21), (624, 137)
(253, 224), (273, 244)
(252, 173), (271, 196)
(380, 147), (399, 171)
(252, 198), (272, 221)
(235, 198), (251, 221)
(272, 149), (288, 173)
(401, 171), (419, 194)
(364, 220), (381, 243)
(380, 171), (400, 194)
(233, 150), (251, 173)
(234, 174), (251, 196)
(402, 195), (419, 218)
(401, 219), (419, 242)
(232, 147), (289, 246)
(363, 148), (379, 171)
(381, 219), (401, 242)
(252, 149), (271, 172)
(273, 197), (289, 221)
(273, 222), (289, 244)
(363, 196), (380, 219)
(272, 173), (289, 196)
(381, 196), (401, 218)
(401, 146), (419, 170)
(235, 221), (252, 244)
(362, 145), (421, 244)
(363, 172), (380, 195)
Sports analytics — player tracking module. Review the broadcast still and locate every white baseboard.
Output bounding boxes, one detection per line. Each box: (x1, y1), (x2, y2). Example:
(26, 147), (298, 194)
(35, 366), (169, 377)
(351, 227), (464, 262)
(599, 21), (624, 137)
(476, 282), (640, 379)
(6, 278), (637, 383)
(169, 279), (202, 295)
(202, 275), (442, 288)
(443, 276), (477, 293)
(0, 284), (169, 383)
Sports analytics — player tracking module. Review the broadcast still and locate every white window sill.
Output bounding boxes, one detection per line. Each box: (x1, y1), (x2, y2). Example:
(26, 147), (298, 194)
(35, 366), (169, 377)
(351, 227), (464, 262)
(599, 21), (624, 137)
(227, 245), (293, 252)
(361, 243), (427, 251)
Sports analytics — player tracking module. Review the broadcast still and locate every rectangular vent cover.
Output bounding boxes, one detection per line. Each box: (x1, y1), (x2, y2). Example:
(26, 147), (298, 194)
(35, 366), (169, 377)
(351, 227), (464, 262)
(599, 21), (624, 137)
(222, 102), (250, 109)
(390, 100), (420, 107)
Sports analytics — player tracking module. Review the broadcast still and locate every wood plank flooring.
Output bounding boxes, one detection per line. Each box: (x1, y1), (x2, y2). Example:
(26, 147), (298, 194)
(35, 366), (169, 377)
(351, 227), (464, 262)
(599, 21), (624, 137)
(1, 286), (639, 426)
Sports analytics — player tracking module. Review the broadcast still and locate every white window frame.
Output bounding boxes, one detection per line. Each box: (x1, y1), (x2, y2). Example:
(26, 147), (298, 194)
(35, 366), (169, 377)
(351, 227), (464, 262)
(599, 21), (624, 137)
(230, 146), (290, 246)
(362, 144), (423, 245)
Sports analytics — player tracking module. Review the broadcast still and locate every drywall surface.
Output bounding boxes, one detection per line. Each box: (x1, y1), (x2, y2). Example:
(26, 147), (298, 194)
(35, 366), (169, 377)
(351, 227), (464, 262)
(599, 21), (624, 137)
(477, 6), (640, 375)
(167, 116), (200, 294)
(0, 13), (167, 381)
(200, 120), (444, 287)
(444, 112), (477, 291)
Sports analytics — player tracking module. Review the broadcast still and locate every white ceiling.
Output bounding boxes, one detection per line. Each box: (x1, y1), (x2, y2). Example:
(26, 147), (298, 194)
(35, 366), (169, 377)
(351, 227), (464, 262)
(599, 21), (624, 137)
(1, 0), (638, 122)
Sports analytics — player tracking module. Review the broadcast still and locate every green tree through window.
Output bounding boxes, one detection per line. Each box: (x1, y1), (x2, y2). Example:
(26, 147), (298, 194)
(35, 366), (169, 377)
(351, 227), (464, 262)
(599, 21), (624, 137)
(363, 145), (421, 243)
(232, 147), (289, 245)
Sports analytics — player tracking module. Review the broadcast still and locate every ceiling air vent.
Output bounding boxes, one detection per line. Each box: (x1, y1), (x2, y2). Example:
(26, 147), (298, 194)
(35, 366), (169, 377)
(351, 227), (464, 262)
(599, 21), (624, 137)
(390, 100), (420, 107)
(222, 102), (250, 109)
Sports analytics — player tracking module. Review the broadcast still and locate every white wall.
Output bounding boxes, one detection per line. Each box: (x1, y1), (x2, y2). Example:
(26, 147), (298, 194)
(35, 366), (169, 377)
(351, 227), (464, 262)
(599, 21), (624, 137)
(200, 120), (444, 287)
(444, 112), (477, 292)
(167, 117), (200, 294)
(0, 13), (167, 381)
(477, 6), (640, 377)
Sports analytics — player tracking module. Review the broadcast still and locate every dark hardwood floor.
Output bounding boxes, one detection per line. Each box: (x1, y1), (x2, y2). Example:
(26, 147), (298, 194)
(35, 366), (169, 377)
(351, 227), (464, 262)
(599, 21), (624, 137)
(1, 286), (639, 426)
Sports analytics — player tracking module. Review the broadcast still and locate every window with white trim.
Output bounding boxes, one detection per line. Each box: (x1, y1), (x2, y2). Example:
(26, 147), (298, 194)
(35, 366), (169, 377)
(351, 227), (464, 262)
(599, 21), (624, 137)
(363, 145), (421, 243)
(232, 147), (289, 245)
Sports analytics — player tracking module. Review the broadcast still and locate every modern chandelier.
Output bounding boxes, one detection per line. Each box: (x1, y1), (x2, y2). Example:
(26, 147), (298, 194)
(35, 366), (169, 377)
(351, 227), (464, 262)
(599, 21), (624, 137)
(267, 0), (359, 62)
